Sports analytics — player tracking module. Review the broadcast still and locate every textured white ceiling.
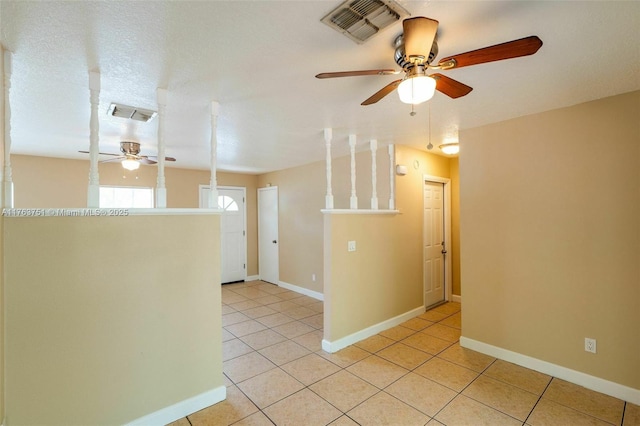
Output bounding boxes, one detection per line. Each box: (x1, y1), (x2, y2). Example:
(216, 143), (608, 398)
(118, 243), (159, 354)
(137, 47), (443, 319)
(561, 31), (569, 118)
(1, 1), (639, 173)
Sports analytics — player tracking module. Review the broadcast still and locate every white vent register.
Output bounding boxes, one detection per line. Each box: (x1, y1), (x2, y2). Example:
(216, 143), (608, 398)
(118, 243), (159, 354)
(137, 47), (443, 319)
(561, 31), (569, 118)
(321, 0), (409, 44)
(107, 103), (157, 123)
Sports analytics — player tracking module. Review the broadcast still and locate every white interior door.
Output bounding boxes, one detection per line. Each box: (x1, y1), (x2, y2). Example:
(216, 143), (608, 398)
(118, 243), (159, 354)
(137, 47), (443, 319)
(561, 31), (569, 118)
(200, 185), (247, 283)
(424, 180), (445, 308)
(258, 187), (279, 285)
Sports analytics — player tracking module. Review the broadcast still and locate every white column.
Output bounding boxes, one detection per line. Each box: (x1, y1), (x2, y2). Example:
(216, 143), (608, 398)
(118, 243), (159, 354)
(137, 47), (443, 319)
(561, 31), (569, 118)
(155, 88), (167, 208)
(87, 72), (100, 208)
(370, 139), (378, 210)
(2, 49), (14, 208)
(349, 134), (358, 209)
(324, 128), (333, 209)
(388, 143), (395, 210)
(208, 101), (220, 209)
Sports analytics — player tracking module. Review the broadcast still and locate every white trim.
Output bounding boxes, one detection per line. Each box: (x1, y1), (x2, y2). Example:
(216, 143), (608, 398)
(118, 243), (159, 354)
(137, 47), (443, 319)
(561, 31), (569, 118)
(321, 209), (400, 215)
(322, 306), (424, 353)
(451, 294), (461, 304)
(279, 280), (324, 301)
(423, 175), (453, 305)
(1, 208), (221, 217)
(124, 385), (226, 426)
(460, 337), (640, 405)
(245, 275), (259, 282)
(124, 208), (222, 215)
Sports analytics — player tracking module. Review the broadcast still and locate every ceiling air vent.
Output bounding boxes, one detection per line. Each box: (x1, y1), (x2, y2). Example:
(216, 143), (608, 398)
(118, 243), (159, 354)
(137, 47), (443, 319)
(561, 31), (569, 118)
(107, 103), (157, 123)
(321, 0), (409, 44)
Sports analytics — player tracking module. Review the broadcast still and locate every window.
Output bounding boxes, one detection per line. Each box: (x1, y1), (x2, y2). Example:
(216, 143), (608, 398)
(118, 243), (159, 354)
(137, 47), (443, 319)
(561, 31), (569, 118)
(99, 186), (154, 208)
(218, 195), (239, 211)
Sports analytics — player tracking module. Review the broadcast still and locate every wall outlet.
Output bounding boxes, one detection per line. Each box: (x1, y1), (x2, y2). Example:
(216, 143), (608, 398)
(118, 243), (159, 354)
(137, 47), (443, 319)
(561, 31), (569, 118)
(348, 241), (356, 252)
(585, 338), (597, 354)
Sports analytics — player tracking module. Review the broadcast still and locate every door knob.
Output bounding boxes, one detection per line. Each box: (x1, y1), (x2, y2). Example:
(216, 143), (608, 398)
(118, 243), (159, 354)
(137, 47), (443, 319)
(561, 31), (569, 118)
(272, 240), (277, 244)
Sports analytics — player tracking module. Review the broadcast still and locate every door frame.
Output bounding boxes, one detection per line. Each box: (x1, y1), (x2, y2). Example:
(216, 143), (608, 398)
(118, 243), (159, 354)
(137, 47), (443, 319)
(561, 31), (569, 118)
(423, 175), (452, 305)
(199, 184), (248, 282)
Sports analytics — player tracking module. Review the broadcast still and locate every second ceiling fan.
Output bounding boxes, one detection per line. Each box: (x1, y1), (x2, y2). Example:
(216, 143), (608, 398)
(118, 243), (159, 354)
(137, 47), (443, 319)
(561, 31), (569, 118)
(316, 16), (542, 105)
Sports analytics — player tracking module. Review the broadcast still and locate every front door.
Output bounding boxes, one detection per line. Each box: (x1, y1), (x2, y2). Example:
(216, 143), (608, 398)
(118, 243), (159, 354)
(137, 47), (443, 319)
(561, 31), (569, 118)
(200, 186), (247, 283)
(424, 180), (445, 308)
(258, 187), (279, 285)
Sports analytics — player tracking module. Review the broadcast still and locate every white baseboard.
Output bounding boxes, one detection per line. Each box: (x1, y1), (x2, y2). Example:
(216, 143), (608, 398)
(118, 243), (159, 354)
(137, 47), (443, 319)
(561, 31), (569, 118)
(322, 306), (424, 353)
(279, 280), (324, 301)
(245, 275), (259, 282)
(460, 337), (640, 405)
(124, 385), (226, 426)
(450, 294), (462, 304)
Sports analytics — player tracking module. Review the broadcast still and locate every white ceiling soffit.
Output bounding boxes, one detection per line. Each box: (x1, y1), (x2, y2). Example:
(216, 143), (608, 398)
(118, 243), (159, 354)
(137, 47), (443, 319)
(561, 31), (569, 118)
(321, 0), (409, 44)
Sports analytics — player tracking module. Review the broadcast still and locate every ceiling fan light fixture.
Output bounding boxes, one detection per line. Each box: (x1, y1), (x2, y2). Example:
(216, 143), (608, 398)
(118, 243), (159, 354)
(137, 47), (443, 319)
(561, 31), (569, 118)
(122, 159), (140, 171)
(397, 75), (436, 105)
(439, 143), (460, 155)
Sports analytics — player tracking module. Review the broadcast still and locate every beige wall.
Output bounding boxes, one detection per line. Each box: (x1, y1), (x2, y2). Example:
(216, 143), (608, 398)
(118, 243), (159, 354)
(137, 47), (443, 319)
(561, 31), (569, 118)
(0, 218), (4, 422)
(258, 160), (325, 292)
(10, 155), (259, 277)
(258, 144), (458, 297)
(460, 91), (640, 389)
(4, 214), (223, 425)
(257, 148), (392, 293)
(395, 145), (457, 295)
(324, 213), (423, 341)
(323, 145), (453, 342)
(450, 157), (461, 296)
(12, 146), (460, 296)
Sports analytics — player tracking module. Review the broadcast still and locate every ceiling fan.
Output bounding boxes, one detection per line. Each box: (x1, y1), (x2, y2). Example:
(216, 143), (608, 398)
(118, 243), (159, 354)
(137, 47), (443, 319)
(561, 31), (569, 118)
(79, 141), (176, 171)
(316, 17), (542, 105)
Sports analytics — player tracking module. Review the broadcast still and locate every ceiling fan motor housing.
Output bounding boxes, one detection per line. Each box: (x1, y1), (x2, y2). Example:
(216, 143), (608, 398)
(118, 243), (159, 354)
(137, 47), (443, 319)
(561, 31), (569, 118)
(120, 141), (141, 156)
(394, 34), (439, 69)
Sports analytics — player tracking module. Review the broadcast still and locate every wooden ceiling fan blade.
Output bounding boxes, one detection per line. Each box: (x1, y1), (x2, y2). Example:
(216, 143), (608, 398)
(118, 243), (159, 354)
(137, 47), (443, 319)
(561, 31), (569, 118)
(78, 150), (121, 156)
(99, 156), (126, 163)
(146, 155), (177, 162)
(316, 69), (399, 79)
(403, 17), (439, 60)
(438, 35), (542, 69)
(431, 74), (473, 98)
(361, 79), (402, 106)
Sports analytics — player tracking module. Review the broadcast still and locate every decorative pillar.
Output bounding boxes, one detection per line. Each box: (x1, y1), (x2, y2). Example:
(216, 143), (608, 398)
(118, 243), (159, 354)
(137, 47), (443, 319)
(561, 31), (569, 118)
(388, 144), (395, 210)
(155, 88), (167, 208)
(87, 71), (100, 208)
(370, 139), (378, 210)
(208, 101), (220, 209)
(324, 128), (333, 209)
(349, 134), (358, 209)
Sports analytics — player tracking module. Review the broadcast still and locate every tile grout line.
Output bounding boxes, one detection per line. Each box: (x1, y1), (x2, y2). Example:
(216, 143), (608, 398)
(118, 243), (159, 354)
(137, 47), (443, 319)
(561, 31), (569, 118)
(522, 377), (553, 425)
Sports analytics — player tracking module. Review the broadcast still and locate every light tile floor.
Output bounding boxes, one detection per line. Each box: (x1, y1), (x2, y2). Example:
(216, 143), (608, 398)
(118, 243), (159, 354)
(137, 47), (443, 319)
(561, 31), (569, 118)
(169, 280), (639, 426)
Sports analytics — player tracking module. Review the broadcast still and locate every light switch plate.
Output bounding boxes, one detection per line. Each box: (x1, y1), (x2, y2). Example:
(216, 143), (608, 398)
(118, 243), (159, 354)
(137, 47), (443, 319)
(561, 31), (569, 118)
(348, 241), (356, 252)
